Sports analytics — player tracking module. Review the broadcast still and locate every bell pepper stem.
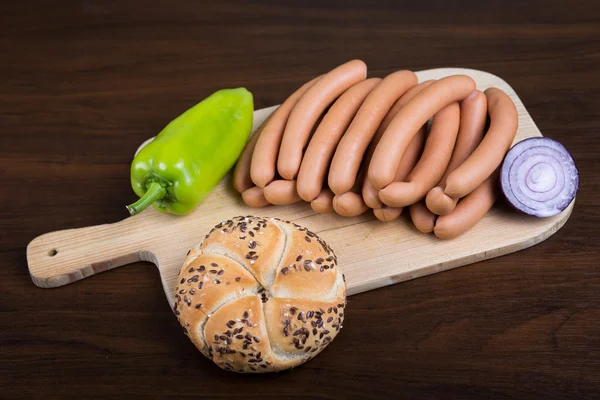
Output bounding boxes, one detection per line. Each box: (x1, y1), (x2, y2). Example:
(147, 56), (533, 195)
(126, 181), (167, 216)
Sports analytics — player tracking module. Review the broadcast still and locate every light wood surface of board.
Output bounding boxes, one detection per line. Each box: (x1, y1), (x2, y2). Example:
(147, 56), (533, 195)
(26, 68), (574, 304)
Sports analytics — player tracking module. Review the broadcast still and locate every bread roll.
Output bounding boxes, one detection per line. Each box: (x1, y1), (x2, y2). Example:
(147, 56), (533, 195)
(173, 216), (347, 373)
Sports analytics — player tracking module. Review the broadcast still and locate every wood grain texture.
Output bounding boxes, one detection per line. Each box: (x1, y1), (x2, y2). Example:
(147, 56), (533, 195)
(2, 1), (599, 399)
(26, 68), (574, 304)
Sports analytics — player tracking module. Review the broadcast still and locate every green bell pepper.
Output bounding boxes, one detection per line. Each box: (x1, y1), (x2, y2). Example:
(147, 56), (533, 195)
(126, 88), (253, 215)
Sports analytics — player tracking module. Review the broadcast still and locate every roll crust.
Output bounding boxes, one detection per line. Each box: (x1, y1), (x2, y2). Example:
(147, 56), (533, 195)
(173, 216), (346, 373)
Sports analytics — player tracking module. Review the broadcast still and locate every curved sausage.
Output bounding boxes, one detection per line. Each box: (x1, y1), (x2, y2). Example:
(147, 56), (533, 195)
(409, 201), (437, 233)
(361, 178), (380, 211)
(361, 177), (381, 211)
(371, 125), (426, 220)
(250, 76), (321, 188)
(434, 171), (499, 240)
(310, 187), (335, 214)
(263, 179), (302, 205)
(233, 118), (268, 193)
(332, 168), (369, 217)
(328, 70), (418, 195)
(371, 131), (426, 220)
(296, 78), (381, 202)
(425, 90), (487, 215)
(362, 80), (434, 209)
(441, 87), (518, 199)
(379, 102), (461, 208)
(277, 60), (368, 180)
(241, 186), (270, 208)
(368, 75), (477, 190)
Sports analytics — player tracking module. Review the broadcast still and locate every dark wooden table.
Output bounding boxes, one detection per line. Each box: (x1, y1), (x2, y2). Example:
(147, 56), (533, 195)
(2, 1), (599, 399)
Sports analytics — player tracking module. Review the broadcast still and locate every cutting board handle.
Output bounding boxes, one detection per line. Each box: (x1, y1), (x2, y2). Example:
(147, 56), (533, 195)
(26, 216), (156, 288)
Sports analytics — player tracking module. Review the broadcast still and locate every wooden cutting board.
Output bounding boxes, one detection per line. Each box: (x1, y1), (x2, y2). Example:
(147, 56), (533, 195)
(26, 68), (574, 304)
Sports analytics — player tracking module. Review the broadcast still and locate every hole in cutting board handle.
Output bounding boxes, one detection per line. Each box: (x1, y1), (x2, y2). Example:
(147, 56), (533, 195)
(48, 249), (58, 257)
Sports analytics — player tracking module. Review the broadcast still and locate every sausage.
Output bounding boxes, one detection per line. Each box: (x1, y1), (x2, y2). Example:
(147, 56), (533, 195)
(333, 192), (369, 217)
(409, 201), (437, 233)
(277, 60), (368, 180)
(233, 117), (267, 193)
(438, 91), (488, 184)
(361, 176), (380, 210)
(379, 102), (461, 208)
(328, 70), (418, 195)
(362, 80), (434, 209)
(361, 175), (381, 211)
(444, 87), (517, 198)
(441, 87), (518, 200)
(371, 125), (426, 220)
(425, 90), (487, 215)
(373, 205), (403, 222)
(241, 186), (270, 208)
(310, 187), (335, 214)
(433, 171), (499, 240)
(371, 133), (425, 220)
(263, 179), (302, 205)
(250, 76), (321, 188)
(296, 78), (381, 202)
(332, 168), (369, 217)
(368, 75), (477, 190)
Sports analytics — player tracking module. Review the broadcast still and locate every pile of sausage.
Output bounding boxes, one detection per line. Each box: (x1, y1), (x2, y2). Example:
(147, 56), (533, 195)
(233, 60), (518, 239)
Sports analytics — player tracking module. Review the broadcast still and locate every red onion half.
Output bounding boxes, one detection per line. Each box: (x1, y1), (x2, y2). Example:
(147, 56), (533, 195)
(500, 137), (578, 217)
